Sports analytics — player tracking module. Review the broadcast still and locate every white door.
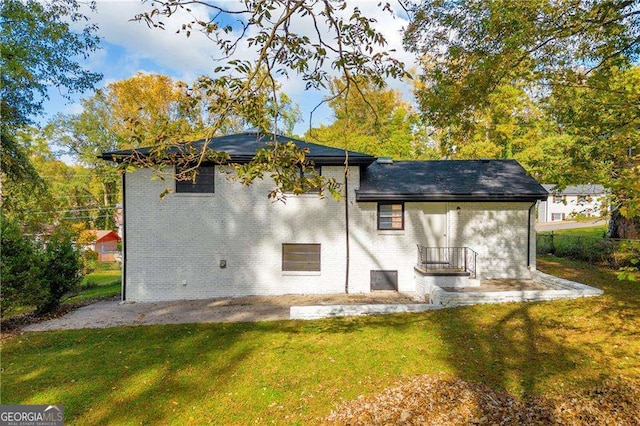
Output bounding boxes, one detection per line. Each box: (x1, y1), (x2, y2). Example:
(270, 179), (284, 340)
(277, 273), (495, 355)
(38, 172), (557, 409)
(419, 203), (448, 247)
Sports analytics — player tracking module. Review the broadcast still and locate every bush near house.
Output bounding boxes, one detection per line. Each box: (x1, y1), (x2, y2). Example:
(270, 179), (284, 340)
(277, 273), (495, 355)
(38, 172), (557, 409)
(0, 219), (46, 316)
(36, 233), (83, 314)
(537, 227), (640, 270)
(1, 218), (83, 316)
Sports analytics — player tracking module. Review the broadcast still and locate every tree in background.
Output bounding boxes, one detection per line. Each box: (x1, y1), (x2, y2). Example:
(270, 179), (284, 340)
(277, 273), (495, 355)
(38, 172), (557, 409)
(405, 0), (639, 126)
(0, 0), (101, 190)
(190, 68), (302, 137)
(550, 66), (640, 237)
(405, 0), (640, 236)
(1, 126), (106, 233)
(48, 73), (206, 225)
(306, 77), (436, 159)
(422, 82), (553, 161)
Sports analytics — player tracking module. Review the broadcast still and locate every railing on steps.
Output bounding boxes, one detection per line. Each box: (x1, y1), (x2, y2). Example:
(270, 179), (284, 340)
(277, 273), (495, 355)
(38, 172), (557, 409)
(416, 245), (478, 279)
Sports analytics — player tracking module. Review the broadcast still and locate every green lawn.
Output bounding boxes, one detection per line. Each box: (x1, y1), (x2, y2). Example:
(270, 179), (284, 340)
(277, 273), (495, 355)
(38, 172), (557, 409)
(538, 224), (608, 238)
(70, 269), (122, 304)
(2, 257), (639, 424)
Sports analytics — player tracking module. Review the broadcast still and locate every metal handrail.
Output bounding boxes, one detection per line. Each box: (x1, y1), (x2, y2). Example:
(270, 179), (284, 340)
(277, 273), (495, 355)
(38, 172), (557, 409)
(416, 245), (478, 279)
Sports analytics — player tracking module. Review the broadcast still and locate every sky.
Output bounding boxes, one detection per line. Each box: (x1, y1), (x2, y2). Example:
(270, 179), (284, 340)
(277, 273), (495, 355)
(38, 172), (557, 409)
(43, 0), (417, 136)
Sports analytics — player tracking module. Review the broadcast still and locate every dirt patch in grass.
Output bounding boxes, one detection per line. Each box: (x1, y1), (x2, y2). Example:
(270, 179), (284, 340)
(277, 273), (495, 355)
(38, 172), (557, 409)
(325, 375), (640, 425)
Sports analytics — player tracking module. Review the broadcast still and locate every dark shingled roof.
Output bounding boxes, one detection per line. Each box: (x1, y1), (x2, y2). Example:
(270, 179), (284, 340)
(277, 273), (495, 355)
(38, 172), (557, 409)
(98, 132), (376, 166)
(357, 160), (548, 202)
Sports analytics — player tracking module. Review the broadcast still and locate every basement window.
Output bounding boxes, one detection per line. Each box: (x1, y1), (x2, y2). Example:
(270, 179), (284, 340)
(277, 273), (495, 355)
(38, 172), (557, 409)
(282, 243), (321, 272)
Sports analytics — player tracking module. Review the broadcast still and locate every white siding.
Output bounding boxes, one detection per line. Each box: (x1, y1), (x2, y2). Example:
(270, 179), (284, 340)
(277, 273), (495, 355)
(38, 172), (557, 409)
(124, 167), (535, 301)
(537, 194), (605, 222)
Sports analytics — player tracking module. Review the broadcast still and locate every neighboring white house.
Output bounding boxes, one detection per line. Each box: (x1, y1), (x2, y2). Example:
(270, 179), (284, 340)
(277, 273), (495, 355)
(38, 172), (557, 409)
(100, 132), (548, 302)
(537, 184), (607, 222)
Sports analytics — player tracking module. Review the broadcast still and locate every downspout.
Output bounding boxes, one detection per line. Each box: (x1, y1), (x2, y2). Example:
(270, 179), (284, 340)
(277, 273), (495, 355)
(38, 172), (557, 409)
(527, 201), (536, 269)
(344, 159), (350, 294)
(121, 172), (127, 302)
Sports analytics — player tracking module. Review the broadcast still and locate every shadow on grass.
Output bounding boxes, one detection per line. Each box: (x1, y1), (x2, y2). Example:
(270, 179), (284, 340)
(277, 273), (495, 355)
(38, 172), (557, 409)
(3, 257), (639, 423)
(421, 255), (640, 403)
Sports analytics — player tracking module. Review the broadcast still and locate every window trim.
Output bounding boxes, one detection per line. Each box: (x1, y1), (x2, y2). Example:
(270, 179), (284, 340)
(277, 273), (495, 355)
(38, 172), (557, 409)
(377, 203), (405, 231)
(282, 243), (321, 272)
(285, 165), (322, 195)
(174, 164), (215, 194)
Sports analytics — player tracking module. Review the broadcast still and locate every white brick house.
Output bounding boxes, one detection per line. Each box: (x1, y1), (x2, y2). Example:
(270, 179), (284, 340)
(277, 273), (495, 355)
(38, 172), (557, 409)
(537, 184), (607, 222)
(100, 132), (548, 302)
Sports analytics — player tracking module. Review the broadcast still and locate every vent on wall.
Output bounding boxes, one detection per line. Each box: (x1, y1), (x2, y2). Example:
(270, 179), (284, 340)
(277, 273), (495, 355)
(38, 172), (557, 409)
(370, 270), (398, 291)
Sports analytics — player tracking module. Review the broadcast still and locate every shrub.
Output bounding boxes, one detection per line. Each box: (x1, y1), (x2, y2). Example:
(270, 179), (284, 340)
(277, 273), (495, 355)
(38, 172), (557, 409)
(80, 249), (99, 272)
(1, 218), (84, 316)
(537, 234), (640, 276)
(0, 219), (45, 315)
(36, 233), (83, 314)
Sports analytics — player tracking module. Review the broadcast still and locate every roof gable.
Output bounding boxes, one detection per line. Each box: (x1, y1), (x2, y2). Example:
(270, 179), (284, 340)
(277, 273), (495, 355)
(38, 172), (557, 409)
(94, 230), (121, 242)
(357, 160), (548, 202)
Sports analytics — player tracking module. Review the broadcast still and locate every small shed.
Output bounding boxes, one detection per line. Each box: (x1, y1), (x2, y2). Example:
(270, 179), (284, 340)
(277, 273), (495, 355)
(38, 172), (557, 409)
(87, 230), (122, 262)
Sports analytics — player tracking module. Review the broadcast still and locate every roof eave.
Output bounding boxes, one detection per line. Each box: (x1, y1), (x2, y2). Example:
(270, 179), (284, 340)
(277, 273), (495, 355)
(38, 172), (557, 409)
(98, 152), (376, 166)
(355, 192), (548, 202)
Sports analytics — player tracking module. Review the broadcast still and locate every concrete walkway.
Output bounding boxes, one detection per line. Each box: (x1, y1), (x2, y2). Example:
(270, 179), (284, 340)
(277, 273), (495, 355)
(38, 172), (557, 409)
(22, 293), (425, 332)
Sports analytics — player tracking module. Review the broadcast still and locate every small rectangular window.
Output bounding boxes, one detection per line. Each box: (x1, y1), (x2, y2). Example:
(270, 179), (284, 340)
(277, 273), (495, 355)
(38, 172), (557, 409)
(285, 166), (322, 194)
(553, 195), (563, 204)
(378, 203), (404, 230)
(282, 244), (321, 271)
(302, 166), (321, 193)
(175, 165), (215, 194)
(551, 213), (564, 221)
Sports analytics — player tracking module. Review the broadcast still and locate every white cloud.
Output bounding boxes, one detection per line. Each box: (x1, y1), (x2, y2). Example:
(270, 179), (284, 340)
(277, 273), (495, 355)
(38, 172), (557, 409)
(55, 0), (417, 133)
(86, 1), (217, 76)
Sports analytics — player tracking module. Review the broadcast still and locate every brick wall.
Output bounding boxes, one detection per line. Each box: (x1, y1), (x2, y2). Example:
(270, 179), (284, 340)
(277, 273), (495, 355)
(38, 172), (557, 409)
(124, 167), (535, 301)
(448, 202), (534, 279)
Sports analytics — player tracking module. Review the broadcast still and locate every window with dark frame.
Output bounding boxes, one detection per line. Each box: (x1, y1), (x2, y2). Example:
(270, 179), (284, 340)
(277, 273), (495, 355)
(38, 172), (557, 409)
(286, 166), (322, 194)
(282, 243), (321, 271)
(175, 165), (215, 194)
(378, 203), (404, 230)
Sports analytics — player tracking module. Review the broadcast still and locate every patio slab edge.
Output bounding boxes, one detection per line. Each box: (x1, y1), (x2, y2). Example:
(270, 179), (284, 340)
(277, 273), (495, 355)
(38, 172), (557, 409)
(290, 303), (442, 320)
(430, 271), (603, 307)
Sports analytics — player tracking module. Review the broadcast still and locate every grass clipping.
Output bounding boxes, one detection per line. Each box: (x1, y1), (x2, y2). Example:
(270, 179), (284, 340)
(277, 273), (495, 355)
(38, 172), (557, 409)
(325, 375), (640, 425)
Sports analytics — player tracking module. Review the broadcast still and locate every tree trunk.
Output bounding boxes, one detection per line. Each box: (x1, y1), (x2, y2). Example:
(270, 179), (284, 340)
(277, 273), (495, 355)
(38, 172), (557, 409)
(609, 210), (640, 239)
